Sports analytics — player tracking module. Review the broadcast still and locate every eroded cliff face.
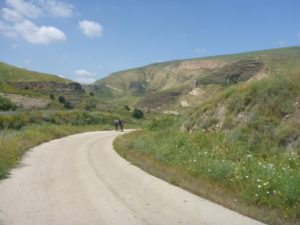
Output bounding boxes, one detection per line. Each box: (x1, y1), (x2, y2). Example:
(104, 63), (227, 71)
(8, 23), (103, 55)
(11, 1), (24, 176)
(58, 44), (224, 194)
(9, 81), (85, 93)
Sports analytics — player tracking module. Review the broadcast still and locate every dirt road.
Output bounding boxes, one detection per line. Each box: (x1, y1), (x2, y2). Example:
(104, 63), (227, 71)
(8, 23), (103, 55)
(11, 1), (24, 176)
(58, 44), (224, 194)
(0, 131), (265, 225)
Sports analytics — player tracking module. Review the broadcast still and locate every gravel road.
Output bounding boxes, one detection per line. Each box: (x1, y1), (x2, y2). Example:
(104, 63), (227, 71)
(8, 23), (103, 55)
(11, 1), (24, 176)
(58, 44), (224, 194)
(0, 131), (265, 225)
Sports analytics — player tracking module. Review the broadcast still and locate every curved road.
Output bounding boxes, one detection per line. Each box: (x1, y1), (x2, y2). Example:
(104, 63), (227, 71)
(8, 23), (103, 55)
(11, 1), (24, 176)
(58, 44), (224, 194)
(0, 131), (265, 225)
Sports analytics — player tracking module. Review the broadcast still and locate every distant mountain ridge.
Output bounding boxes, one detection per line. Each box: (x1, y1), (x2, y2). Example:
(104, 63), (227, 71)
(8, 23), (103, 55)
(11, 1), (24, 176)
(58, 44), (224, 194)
(90, 46), (300, 110)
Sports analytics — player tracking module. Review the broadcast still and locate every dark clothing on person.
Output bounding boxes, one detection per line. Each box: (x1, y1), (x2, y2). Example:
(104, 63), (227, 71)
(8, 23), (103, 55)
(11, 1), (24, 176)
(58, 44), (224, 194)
(113, 119), (119, 131)
(118, 120), (124, 132)
(113, 119), (124, 132)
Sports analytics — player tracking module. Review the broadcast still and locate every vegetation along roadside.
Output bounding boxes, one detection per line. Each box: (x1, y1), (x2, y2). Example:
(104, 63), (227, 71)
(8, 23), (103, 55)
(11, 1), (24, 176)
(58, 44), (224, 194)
(0, 109), (142, 180)
(114, 69), (300, 225)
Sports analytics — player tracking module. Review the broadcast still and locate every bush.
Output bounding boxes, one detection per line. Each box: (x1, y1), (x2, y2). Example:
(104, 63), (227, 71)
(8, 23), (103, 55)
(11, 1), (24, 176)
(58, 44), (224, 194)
(64, 101), (74, 109)
(132, 108), (144, 119)
(58, 96), (66, 103)
(124, 105), (130, 111)
(0, 96), (17, 111)
(49, 94), (55, 100)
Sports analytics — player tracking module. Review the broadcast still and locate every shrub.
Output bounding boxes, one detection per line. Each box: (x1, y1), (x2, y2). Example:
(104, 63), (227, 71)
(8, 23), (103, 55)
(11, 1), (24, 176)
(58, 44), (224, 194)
(49, 94), (55, 100)
(64, 101), (73, 109)
(58, 96), (66, 103)
(85, 101), (97, 111)
(0, 96), (17, 111)
(124, 105), (130, 111)
(132, 108), (144, 119)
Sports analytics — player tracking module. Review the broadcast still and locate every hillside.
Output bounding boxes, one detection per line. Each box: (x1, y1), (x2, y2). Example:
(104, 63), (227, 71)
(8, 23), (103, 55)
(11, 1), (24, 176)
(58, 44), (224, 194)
(92, 47), (300, 111)
(114, 47), (300, 224)
(0, 62), (70, 83)
(0, 61), (87, 109)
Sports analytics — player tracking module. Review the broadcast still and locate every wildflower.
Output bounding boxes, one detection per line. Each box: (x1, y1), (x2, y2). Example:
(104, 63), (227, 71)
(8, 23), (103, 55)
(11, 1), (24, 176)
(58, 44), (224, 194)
(266, 191), (270, 194)
(263, 182), (268, 186)
(257, 179), (261, 182)
(255, 194), (258, 197)
(258, 185), (262, 188)
(245, 175), (249, 179)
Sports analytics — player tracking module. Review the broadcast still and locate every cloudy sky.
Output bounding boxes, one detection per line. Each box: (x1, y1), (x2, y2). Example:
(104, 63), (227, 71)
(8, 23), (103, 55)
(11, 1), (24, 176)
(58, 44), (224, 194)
(0, 0), (300, 83)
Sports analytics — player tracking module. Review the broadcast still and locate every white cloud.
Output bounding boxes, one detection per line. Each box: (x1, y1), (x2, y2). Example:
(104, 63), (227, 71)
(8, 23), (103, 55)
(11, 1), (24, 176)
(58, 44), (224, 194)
(0, 19), (67, 44)
(0, 20), (17, 37)
(13, 19), (66, 44)
(6, 0), (42, 19)
(38, 0), (73, 18)
(75, 77), (96, 84)
(194, 48), (206, 53)
(0, 0), (69, 45)
(2, 8), (23, 22)
(79, 20), (103, 38)
(74, 69), (96, 77)
(74, 69), (97, 84)
(277, 40), (286, 46)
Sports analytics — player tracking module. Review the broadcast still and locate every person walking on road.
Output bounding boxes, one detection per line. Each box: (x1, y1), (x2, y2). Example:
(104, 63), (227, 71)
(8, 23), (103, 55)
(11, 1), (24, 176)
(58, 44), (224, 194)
(118, 119), (124, 132)
(113, 119), (119, 131)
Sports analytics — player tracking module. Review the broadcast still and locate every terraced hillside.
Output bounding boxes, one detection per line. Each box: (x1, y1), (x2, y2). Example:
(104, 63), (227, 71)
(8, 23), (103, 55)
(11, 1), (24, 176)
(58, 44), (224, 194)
(0, 62), (86, 109)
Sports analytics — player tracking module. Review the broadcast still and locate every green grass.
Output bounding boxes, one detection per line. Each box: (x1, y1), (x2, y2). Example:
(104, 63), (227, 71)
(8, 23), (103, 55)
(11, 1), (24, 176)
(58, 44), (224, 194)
(0, 61), (69, 83)
(115, 127), (299, 225)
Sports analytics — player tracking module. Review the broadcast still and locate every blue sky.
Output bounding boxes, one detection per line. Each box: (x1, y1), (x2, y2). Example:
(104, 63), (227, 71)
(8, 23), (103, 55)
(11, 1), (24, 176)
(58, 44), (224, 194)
(0, 0), (300, 83)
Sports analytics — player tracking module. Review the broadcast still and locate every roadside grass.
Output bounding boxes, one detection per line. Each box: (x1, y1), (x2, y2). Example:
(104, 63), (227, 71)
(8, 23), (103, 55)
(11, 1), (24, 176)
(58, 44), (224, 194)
(115, 129), (299, 225)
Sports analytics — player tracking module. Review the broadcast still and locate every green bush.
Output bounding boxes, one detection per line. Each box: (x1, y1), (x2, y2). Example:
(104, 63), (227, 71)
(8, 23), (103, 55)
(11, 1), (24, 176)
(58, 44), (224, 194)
(124, 105), (130, 111)
(132, 108), (144, 119)
(49, 94), (55, 100)
(58, 96), (66, 103)
(64, 101), (73, 109)
(0, 96), (17, 111)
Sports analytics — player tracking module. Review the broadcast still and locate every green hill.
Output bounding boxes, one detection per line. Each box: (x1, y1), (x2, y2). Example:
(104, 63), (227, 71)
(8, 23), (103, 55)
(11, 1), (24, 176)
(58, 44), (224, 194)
(0, 61), (70, 83)
(0, 61), (88, 109)
(113, 47), (300, 224)
(92, 47), (300, 110)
